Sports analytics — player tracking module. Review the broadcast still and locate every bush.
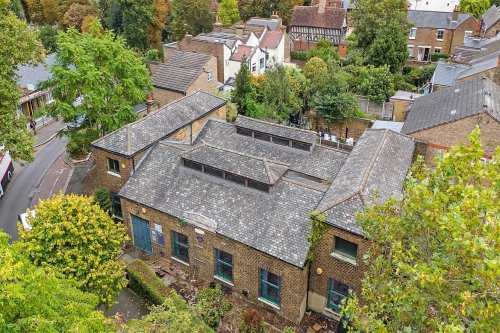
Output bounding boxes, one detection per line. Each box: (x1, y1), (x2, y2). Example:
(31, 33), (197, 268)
(126, 259), (174, 306)
(291, 51), (308, 60)
(430, 52), (450, 62)
(282, 328), (297, 333)
(66, 128), (99, 158)
(195, 287), (232, 328)
(93, 187), (111, 215)
(239, 308), (267, 333)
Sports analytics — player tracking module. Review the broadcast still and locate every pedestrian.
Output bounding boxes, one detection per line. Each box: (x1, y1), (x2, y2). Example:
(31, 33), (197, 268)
(29, 120), (37, 135)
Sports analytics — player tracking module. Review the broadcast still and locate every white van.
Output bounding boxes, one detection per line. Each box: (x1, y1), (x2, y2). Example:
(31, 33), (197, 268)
(0, 149), (14, 198)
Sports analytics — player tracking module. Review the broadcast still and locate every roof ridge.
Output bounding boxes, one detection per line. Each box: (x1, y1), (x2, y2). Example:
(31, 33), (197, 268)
(357, 129), (390, 194)
(317, 192), (358, 214)
(262, 159), (274, 183)
(236, 115), (318, 135)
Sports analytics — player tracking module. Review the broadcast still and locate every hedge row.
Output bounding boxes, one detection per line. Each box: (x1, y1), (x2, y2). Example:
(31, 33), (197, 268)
(430, 52), (450, 62)
(291, 51), (308, 60)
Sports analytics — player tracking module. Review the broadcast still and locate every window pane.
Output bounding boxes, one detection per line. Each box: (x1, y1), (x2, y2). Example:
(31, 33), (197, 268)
(260, 269), (281, 305)
(204, 165), (224, 178)
(172, 231), (189, 262)
(108, 158), (119, 172)
(215, 249), (233, 282)
(111, 192), (122, 218)
(332, 279), (350, 296)
(218, 250), (232, 265)
(184, 159), (203, 171)
(334, 237), (358, 258)
(272, 136), (289, 146)
(254, 131), (271, 141)
(226, 173), (246, 185)
(236, 127), (253, 137)
(248, 179), (269, 192)
(327, 279), (351, 312)
(292, 141), (311, 151)
(267, 272), (281, 286)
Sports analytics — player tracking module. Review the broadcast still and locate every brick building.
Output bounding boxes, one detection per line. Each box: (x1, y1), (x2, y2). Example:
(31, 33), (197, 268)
(151, 50), (218, 107)
(407, 9), (477, 61)
(89, 93), (416, 324)
(290, 0), (348, 55)
(481, 5), (500, 38)
(402, 77), (500, 161)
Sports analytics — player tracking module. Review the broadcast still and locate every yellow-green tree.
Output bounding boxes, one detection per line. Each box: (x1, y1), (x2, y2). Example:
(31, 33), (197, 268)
(343, 129), (500, 332)
(18, 193), (129, 305)
(0, 230), (117, 332)
(460, 0), (490, 18)
(217, 0), (240, 27)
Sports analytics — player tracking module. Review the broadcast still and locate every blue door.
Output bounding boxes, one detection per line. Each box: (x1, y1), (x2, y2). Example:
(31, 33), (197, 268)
(132, 214), (152, 253)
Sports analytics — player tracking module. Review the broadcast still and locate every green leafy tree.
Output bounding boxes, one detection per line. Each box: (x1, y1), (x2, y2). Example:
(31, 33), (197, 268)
(63, 2), (96, 29)
(232, 58), (254, 116)
(171, 0), (212, 40)
(0, 0), (41, 163)
(366, 20), (408, 73)
(0, 230), (117, 332)
(218, 0), (240, 26)
(18, 193), (129, 305)
(108, 0), (153, 50)
(8, 0), (25, 19)
(39, 25), (59, 53)
(315, 91), (359, 132)
(41, 20), (151, 137)
(306, 40), (340, 62)
(351, 0), (409, 56)
(460, 0), (490, 18)
(302, 57), (328, 91)
(357, 66), (395, 103)
(343, 129), (500, 332)
(195, 288), (232, 328)
(93, 186), (112, 215)
(238, 0), (294, 27)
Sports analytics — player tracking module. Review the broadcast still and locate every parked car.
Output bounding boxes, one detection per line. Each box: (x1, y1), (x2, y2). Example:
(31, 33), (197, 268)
(0, 148), (14, 198)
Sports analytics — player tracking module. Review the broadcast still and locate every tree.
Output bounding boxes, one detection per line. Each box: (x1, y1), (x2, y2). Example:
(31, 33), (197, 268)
(343, 129), (500, 332)
(146, 0), (169, 49)
(41, 20), (151, 137)
(232, 58), (254, 116)
(351, 0), (409, 56)
(302, 57), (328, 91)
(218, 0), (240, 27)
(63, 2), (96, 29)
(39, 25), (59, 53)
(357, 66), (395, 103)
(0, 0), (41, 163)
(0, 230), (117, 332)
(460, 0), (490, 18)
(306, 40), (340, 62)
(8, 0), (25, 19)
(366, 20), (408, 73)
(170, 0), (212, 40)
(18, 193), (129, 305)
(108, 0), (154, 50)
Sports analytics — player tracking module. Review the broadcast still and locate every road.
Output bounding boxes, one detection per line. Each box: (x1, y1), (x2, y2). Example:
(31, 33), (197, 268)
(0, 136), (66, 241)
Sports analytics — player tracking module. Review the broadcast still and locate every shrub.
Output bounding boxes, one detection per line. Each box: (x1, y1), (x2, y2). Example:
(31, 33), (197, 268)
(195, 287), (232, 328)
(430, 52), (450, 62)
(126, 259), (173, 306)
(239, 308), (267, 333)
(93, 187), (111, 215)
(66, 128), (99, 158)
(291, 51), (308, 60)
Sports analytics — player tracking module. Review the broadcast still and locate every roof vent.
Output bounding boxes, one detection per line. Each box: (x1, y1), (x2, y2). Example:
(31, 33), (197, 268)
(450, 109), (457, 115)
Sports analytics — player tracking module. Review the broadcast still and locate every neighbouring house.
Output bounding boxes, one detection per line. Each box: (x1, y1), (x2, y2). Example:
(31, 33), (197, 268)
(481, 5), (500, 38)
(430, 52), (500, 91)
(151, 50), (218, 107)
(407, 9), (477, 62)
(290, 0), (348, 55)
(408, 0), (460, 12)
(15, 53), (55, 127)
(88, 93), (416, 324)
(454, 33), (500, 61)
(402, 77), (500, 161)
(389, 90), (424, 121)
(177, 15), (291, 87)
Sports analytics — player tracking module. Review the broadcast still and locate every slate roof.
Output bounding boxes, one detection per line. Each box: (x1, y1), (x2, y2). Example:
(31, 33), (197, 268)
(182, 144), (288, 184)
(408, 10), (472, 29)
(402, 77), (500, 134)
(246, 17), (281, 31)
(193, 33), (243, 48)
(291, 6), (347, 29)
(431, 60), (470, 87)
(92, 91), (226, 156)
(482, 5), (500, 31)
(152, 51), (212, 92)
(371, 120), (404, 133)
(196, 119), (348, 181)
(316, 129), (415, 235)
(458, 51), (500, 80)
(234, 116), (318, 144)
(454, 34), (500, 61)
(260, 31), (283, 49)
(15, 53), (56, 88)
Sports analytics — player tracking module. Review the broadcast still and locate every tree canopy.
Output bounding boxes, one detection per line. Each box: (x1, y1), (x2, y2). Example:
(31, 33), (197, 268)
(0, 230), (116, 332)
(170, 0), (212, 40)
(41, 19), (151, 137)
(460, 0), (491, 18)
(366, 20), (408, 73)
(0, 0), (41, 163)
(343, 129), (500, 332)
(218, 0), (240, 27)
(18, 193), (129, 305)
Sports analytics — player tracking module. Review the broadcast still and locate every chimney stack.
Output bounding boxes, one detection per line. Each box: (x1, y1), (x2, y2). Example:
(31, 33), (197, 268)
(452, 5), (459, 22)
(318, 0), (326, 14)
(214, 16), (223, 32)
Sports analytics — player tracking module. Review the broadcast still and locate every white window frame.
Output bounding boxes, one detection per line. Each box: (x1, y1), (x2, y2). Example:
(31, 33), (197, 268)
(409, 28), (417, 39)
(436, 29), (444, 41)
(408, 45), (414, 58)
(207, 70), (213, 81)
(464, 30), (473, 43)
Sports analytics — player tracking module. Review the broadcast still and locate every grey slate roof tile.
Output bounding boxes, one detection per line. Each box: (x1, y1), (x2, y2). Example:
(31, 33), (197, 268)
(234, 116), (319, 144)
(402, 77), (500, 134)
(482, 5), (500, 31)
(152, 51), (212, 92)
(408, 10), (472, 29)
(15, 53), (55, 87)
(431, 60), (470, 87)
(92, 91), (226, 156)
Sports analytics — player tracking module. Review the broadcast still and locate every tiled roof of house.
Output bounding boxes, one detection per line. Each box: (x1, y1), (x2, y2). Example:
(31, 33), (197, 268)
(16, 53), (56, 88)
(193, 33), (243, 48)
(291, 6), (347, 29)
(260, 31), (283, 49)
(457, 51), (500, 79)
(234, 116), (318, 144)
(408, 10), (472, 29)
(431, 60), (470, 87)
(152, 51), (212, 92)
(91, 91), (226, 156)
(246, 17), (281, 31)
(316, 129), (415, 235)
(454, 34), (500, 61)
(230, 45), (254, 61)
(402, 77), (500, 134)
(482, 5), (500, 31)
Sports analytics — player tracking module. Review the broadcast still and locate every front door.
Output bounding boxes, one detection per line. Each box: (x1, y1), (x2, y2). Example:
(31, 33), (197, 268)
(132, 214), (152, 253)
(423, 47), (430, 61)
